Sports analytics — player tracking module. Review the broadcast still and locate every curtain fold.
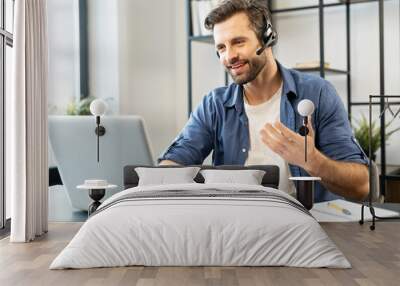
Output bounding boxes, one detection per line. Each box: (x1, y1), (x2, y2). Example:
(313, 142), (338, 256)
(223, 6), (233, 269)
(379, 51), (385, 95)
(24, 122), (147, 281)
(10, 0), (48, 242)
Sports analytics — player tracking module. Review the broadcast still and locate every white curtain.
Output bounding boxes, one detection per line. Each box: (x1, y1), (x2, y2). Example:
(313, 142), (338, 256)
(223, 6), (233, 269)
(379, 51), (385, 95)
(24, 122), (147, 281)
(9, 0), (49, 242)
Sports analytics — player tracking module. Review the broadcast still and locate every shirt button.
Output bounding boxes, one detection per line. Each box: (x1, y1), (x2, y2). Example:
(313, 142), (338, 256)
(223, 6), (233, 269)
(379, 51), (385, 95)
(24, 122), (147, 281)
(242, 148), (246, 153)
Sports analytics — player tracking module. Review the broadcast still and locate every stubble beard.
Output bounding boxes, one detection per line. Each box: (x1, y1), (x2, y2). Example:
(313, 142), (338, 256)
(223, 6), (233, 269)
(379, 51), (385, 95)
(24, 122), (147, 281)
(228, 56), (266, 85)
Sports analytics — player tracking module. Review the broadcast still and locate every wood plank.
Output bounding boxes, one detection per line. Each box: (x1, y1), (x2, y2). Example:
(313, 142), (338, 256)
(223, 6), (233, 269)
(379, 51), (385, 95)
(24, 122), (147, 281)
(0, 222), (399, 286)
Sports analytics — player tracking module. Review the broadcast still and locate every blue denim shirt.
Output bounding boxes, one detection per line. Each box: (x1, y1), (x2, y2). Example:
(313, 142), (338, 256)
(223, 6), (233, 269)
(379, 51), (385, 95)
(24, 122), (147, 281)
(159, 62), (368, 202)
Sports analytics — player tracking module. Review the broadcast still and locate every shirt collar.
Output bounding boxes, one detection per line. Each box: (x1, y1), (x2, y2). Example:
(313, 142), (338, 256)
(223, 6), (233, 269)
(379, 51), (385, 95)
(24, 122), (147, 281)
(223, 84), (243, 111)
(223, 60), (298, 111)
(277, 61), (297, 99)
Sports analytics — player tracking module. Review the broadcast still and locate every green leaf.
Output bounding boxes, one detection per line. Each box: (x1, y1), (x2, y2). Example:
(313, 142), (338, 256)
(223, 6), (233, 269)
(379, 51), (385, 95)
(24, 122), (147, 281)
(352, 113), (400, 156)
(65, 96), (97, 116)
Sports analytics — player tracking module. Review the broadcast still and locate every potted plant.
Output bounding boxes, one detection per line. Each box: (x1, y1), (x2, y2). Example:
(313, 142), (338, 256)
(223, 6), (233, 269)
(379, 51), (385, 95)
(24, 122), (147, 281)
(66, 96), (97, 115)
(352, 114), (400, 161)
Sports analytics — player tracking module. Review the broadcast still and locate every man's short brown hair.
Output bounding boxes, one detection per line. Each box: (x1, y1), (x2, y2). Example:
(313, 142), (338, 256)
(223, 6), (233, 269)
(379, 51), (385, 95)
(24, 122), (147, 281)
(204, 0), (273, 43)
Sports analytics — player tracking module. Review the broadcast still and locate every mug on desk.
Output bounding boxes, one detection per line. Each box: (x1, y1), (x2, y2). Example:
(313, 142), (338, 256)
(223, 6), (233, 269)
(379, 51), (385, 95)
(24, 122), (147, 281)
(289, 176), (321, 210)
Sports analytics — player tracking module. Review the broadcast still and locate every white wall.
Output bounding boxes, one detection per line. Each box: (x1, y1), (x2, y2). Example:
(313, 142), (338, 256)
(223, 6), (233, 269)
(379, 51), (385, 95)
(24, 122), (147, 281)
(117, 0), (178, 159)
(115, 0), (225, 159)
(48, 0), (120, 115)
(174, 0), (190, 132)
(47, 0), (80, 115)
(87, 0), (120, 114)
(47, 0), (81, 169)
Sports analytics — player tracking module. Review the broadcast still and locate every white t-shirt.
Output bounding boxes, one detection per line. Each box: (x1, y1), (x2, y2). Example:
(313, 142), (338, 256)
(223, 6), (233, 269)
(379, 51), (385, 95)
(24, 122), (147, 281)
(244, 83), (295, 196)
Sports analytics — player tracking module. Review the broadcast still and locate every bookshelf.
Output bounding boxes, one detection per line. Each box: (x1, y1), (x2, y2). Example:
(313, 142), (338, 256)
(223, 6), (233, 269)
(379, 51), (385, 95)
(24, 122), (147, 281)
(293, 67), (349, 75)
(186, 0), (392, 195)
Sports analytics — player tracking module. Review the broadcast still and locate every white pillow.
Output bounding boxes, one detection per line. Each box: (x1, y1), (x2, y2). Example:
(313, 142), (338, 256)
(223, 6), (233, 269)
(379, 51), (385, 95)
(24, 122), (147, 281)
(200, 169), (266, 185)
(135, 167), (200, 186)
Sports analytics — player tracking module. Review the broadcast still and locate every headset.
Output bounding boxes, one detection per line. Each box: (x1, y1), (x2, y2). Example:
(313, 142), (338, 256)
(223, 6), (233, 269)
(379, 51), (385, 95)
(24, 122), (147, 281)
(255, 18), (277, 55)
(216, 8), (278, 59)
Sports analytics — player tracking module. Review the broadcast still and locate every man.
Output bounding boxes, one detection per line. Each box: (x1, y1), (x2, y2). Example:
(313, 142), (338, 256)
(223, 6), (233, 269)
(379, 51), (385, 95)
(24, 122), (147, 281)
(159, 0), (369, 202)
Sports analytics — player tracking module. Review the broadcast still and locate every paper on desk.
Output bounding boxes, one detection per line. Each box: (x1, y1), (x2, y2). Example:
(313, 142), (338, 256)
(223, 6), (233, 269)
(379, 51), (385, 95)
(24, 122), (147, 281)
(310, 199), (399, 222)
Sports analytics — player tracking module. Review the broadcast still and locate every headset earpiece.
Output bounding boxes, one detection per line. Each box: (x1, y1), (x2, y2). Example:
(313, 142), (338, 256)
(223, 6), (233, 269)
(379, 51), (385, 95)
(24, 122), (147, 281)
(261, 20), (277, 49)
(255, 20), (277, 56)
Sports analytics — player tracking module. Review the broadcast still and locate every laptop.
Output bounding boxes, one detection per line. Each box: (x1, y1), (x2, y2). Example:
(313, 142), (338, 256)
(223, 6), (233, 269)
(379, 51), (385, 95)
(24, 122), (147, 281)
(49, 115), (154, 210)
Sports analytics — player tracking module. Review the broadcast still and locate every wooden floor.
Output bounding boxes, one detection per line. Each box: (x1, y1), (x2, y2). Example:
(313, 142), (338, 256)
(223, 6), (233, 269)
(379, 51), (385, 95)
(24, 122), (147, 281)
(0, 222), (399, 286)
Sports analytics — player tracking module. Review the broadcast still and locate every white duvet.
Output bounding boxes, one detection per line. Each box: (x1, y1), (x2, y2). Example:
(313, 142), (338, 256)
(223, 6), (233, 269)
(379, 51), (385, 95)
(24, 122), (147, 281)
(50, 183), (351, 269)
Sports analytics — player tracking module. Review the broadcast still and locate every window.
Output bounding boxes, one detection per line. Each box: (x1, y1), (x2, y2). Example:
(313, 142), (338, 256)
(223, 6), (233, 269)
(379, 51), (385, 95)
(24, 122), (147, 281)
(0, 0), (14, 232)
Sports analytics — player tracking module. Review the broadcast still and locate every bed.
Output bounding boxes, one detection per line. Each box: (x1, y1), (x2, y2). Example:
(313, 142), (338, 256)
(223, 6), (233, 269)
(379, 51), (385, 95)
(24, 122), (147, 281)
(50, 165), (350, 269)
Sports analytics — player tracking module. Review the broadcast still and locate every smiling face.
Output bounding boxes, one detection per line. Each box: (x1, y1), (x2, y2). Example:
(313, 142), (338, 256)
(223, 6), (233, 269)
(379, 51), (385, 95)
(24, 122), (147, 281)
(214, 12), (267, 85)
